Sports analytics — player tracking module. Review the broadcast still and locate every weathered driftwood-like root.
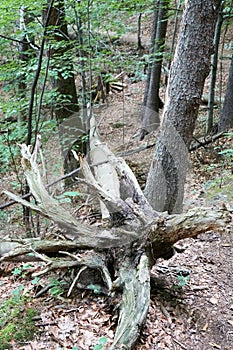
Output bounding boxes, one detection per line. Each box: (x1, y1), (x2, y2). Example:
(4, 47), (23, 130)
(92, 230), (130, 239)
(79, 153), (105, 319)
(0, 240), (83, 261)
(145, 206), (231, 261)
(0, 206), (230, 262)
(76, 152), (154, 227)
(110, 254), (150, 349)
(1, 138), (231, 350)
(31, 251), (113, 291)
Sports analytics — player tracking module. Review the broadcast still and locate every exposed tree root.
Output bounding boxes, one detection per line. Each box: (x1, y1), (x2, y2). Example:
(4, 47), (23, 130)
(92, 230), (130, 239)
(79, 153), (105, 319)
(1, 131), (231, 349)
(110, 255), (150, 349)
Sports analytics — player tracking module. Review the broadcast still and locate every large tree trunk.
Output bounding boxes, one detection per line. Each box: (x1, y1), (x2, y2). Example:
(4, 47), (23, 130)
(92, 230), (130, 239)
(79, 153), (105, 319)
(144, 0), (221, 214)
(218, 52), (233, 131)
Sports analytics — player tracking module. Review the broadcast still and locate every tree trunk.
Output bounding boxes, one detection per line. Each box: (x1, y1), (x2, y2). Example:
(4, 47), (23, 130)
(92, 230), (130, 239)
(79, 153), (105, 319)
(18, 6), (35, 122)
(44, 0), (87, 178)
(140, 0), (169, 139)
(142, 0), (160, 106)
(144, 0), (221, 214)
(206, 4), (224, 133)
(218, 53), (233, 131)
(45, 0), (79, 122)
(165, 0), (182, 86)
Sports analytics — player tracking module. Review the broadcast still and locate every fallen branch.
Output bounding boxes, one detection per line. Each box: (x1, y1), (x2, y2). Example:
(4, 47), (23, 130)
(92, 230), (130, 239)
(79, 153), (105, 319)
(189, 132), (224, 151)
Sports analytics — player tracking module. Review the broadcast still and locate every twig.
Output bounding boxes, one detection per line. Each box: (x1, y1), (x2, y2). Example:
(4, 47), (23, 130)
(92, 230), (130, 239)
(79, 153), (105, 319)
(0, 167), (80, 209)
(173, 338), (187, 350)
(67, 266), (87, 297)
(0, 33), (40, 49)
(189, 132), (224, 151)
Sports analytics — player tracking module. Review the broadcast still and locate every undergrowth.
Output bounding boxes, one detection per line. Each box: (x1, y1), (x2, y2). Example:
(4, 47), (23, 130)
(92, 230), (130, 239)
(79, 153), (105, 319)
(0, 285), (37, 350)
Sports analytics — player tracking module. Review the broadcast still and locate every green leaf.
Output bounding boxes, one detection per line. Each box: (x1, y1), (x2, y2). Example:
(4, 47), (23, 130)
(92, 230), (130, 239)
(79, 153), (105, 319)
(23, 263), (32, 270)
(62, 191), (81, 197)
(86, 284), (102, 294)
(93, 345), (102, 350)
(31, 277), (40, 285)
(12, 267), (22, 275)
(99, 337), (108, 345)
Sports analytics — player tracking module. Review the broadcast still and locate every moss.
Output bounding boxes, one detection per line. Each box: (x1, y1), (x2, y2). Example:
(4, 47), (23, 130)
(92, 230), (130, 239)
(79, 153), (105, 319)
(205, 174), (233, 200)
(0, 295), (37, 350)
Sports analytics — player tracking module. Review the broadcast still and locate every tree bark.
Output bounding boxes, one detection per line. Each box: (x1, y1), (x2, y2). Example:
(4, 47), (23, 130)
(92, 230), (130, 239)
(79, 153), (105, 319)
(141, 0), (169, 139)
(44, 0), (79, 122)
(206, 4), (224, 133)
(218, 53), (233, 131)
(44, 1), (88, 178)
(144, 0), (221, 214)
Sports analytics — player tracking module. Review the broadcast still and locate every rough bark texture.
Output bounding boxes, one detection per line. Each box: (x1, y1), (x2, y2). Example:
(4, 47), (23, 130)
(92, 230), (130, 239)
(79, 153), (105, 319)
(218, 53), (233, 131)
(144, 0), (221, 214)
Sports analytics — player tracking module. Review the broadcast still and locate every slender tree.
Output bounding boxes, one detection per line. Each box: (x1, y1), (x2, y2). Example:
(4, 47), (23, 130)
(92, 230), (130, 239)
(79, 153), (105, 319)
(140, 0), (169, 140)
(218, 52), (233, 131)
(44, 0), (79, 122)
(18, 6), (36, 122)
(206, 3), (224, 133)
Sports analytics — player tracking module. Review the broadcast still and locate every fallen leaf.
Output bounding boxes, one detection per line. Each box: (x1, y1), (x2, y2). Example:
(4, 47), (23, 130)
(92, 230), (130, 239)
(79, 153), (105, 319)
(209, 297), (218, 305)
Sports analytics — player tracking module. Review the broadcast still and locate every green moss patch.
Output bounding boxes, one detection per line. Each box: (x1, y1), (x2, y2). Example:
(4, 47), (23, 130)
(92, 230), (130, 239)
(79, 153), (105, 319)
(0, 288), (37, 350)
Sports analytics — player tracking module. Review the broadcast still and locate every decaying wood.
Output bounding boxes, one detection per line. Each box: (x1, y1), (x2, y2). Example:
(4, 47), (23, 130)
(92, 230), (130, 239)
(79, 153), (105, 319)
(89, 114), (121, 219)
(146, 206), (230, 261)
(2, 142), (230, 270)
(0, 206), (230, 263)
(110, 255), (150, 349)
(1, 130), (231, 350)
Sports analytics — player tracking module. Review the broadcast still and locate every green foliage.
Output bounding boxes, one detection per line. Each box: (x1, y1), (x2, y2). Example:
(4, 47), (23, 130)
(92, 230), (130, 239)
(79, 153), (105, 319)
(87, 284), (102, 294)
(0, 118), (57, 174)
(55, 190), (82, 203)
(93, 337), (108, 350)
(49, 277), (67, 297)
(0, 121), (27, 173)
(172, 274), (190, 290)
(11, 263), (32, 279)
(0, 286), (37, 349)
(176, 275), (190, 287)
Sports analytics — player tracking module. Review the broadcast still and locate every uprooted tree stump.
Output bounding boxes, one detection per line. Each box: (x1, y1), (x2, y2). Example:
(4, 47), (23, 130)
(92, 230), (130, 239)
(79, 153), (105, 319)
(1, 140), (231, 349)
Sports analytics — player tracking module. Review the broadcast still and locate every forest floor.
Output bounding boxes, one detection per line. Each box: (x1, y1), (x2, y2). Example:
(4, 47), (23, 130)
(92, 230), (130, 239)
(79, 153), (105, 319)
(1, 12), (233, 350)
(0, 79), (233, 350)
